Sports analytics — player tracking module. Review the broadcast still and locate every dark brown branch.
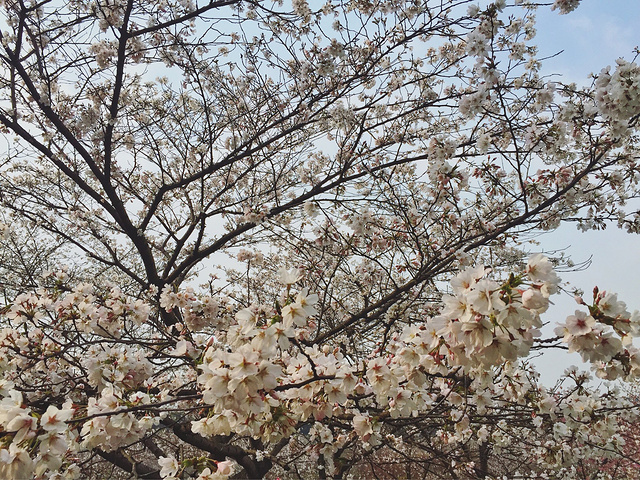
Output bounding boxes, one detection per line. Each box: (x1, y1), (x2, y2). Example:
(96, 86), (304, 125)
(97, 448), (161, 479)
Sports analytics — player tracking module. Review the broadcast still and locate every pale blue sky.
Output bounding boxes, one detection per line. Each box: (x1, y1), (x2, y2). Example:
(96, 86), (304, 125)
(535, 0), (639, 81)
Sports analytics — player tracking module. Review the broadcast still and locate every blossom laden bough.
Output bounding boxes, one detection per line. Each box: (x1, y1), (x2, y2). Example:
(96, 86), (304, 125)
(0, 257), (637, 478)
(0, 0), (639, 478)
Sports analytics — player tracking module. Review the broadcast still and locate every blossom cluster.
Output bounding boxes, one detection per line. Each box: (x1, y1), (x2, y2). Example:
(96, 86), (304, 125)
(423, 254), (559, 370)
(175, 258), (637, 477)
(555, 289), (640, 380)
(0, 256), (638, 478)
(0, 281), (238, 479)
(0, 391), (75, 478)
(1, 0), (640, 477)
(594, 59), (640, 137)
(551, 0), (582, 15)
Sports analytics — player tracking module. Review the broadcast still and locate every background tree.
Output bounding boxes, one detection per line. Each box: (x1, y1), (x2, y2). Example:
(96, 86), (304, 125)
(0, 218), (64, 302)
(0, 0), (640, 478)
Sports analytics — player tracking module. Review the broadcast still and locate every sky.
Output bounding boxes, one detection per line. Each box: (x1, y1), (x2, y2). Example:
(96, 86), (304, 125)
(527, 0), (640, 383)
(535, 0), (640, 81)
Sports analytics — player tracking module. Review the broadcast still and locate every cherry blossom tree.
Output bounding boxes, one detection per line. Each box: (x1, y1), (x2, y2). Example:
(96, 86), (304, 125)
(1, 0), (640, 478)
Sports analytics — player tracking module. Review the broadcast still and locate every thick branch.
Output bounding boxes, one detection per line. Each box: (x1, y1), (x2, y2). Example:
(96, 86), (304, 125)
(169, 421), (273, 478)
(97, 449), (161, 479)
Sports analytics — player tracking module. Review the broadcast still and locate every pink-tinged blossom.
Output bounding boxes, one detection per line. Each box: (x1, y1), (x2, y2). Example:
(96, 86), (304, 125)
(196, 468), (216, 480)
(460, 316), (494, 349)
(551, 0), (581, 14)
(595, 333), (623, 361)
(215, 459), (236, 477)
(526, 254), (560, 289)
(295, 288), (319, 317)
(442, 294), (472, 322)
(450, 265), (486, 294)
(256, 360), (282, 391)
(35, 449), (64, 476)
(267, 323), (295, 350)
(5, 411), (36, 443)
(521, 288), (549, 312)
(465, 30), (488, 58)
(0, 445), (34, 479)
(598, 292), (627, 318)
(40, 403), (74, 433)
(595, 59), (640, 136)
(158, 456), (180, 479)
(353, 414), (374, 441)
(172, 339), (199, 358)
(497, 302), (536, 329)
(227, 346), (259, 378)
(38, 432), (68, 456)
(159, 285), (177, 311)
(278, 267), (302, 285)
(467, 279), (504, 315)
(281, 302), (308, 328)
(564, 311), (596, 336)
(336, 366), (358, 393)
